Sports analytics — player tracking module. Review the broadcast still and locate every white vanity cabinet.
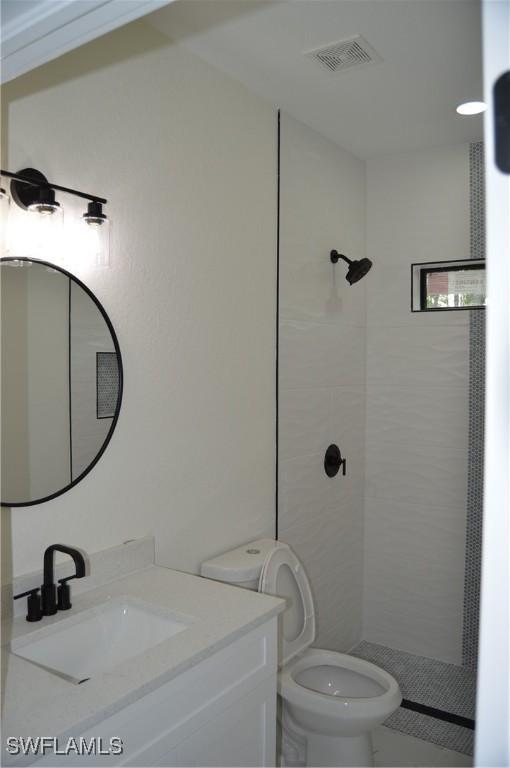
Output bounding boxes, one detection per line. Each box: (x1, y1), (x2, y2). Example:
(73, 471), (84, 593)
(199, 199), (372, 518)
(33, 619), (277, 767)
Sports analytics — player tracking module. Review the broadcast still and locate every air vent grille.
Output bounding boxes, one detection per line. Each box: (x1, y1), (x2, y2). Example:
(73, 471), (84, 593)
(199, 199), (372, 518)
(306, 35), (382, 74)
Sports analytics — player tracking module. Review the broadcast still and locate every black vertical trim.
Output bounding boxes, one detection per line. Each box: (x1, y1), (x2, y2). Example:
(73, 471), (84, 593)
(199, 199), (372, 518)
(419, 267), (428, 310)
(68, 278), (73, 483)
(494, 71), (510, 173)
(276, 109), (281, 541)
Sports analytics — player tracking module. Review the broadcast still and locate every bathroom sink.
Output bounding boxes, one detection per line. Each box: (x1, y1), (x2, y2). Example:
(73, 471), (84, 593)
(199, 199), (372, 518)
(11, 596), (195, 683)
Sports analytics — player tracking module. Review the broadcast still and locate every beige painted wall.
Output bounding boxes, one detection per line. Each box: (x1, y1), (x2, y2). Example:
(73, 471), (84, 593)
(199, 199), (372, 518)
(2, 20), (277, 578)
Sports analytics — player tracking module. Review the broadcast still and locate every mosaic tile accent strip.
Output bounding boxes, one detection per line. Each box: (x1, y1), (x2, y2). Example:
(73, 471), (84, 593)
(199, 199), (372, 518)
(463, 141), (486, 670)
(351, 641), (475, 756)
(96, 351), (120, 419)
(469, 142), (485, 262)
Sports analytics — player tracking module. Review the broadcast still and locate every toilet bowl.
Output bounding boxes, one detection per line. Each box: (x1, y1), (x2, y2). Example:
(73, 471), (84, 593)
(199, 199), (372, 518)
(280, 648), (401, 766)
(201, 539), (402, 767)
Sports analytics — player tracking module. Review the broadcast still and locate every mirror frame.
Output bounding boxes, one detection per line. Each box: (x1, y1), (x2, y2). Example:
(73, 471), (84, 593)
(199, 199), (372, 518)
(1, 257), (124, 508)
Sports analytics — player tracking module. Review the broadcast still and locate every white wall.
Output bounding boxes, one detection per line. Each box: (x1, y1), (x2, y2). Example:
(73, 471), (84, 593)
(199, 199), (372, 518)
(363, 143), (470, 664)
(2, 20), (277, 579)
(278, 113), (366, 653)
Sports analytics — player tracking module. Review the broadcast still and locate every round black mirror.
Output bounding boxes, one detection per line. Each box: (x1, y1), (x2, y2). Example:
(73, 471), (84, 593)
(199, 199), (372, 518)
(1, 257), (123, 507)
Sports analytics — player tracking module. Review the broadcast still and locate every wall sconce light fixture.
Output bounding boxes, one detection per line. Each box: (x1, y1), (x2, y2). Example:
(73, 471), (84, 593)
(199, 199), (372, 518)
(81, 201), (110, 268)
(0, 167), (110, 267)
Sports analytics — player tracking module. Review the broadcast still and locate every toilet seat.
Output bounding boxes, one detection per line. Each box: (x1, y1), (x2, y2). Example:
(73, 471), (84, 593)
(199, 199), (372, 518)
(279, 648), (402, 736)
(259, 544), (315, 664)
(204, 538), (402, 766)
(258, 544), (402, 742)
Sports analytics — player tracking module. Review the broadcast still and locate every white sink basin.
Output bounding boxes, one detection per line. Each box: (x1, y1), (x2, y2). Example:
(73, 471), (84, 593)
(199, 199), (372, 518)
(11, 596), (195, 683)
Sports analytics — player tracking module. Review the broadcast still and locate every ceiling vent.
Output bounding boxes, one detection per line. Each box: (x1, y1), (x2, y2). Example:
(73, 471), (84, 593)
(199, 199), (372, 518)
(306, 35), (382, 74)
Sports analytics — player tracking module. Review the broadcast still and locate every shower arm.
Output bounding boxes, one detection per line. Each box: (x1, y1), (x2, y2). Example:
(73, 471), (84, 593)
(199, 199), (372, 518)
(330, 250), (353, 265)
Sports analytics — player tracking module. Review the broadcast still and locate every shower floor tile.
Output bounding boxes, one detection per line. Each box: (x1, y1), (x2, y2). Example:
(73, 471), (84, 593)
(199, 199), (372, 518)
(351, 641), (475, 756)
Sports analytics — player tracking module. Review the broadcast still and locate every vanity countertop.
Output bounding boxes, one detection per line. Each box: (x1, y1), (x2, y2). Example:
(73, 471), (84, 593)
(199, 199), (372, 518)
(2, 564), (284, 746)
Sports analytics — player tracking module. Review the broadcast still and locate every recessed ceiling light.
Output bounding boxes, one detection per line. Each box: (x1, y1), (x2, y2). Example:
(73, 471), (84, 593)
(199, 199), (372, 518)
(456, 101), (487, 116)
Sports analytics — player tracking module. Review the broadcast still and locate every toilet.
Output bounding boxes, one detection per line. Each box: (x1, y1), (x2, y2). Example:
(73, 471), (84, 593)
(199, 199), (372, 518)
(201, 539), (402, 767)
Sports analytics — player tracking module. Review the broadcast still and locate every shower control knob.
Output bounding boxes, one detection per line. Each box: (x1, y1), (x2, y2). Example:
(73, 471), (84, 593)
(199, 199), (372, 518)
(324, 444), (346, 478)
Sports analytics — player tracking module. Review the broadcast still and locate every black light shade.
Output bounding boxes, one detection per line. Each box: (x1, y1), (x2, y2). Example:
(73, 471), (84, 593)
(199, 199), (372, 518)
(27, 186), (61, 215)
(83, 201), (107, 225)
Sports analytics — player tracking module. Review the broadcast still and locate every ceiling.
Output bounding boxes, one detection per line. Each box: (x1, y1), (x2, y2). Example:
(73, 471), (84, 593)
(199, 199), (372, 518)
(0, 0), (174, 83)
(1, 1), (45, 27)
(146, 0), (484, 158)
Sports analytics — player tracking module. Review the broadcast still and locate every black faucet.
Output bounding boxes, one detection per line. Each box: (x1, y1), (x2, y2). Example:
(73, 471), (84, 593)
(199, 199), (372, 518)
(41, 544), (86, 615)
(14, 544), (87, 621)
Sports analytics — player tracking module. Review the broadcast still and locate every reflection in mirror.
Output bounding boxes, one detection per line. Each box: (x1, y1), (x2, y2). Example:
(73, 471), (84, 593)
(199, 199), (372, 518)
(1, 259), (122, 506)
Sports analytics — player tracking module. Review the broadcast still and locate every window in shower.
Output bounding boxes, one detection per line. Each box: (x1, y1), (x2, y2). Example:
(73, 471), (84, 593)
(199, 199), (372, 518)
(411, 259), (486, 311)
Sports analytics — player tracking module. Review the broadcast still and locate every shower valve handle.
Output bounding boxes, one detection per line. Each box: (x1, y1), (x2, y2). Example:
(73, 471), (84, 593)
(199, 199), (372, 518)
(324, 444), (347, 478)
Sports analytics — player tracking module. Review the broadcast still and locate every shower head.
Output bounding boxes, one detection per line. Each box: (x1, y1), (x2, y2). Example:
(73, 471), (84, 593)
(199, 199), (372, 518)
(330, 250), (373, 285)
(346, 257), (373, 284)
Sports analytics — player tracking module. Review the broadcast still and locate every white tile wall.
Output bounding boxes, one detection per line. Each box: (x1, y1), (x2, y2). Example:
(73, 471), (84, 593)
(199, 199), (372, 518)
(280, 320), (365, 391)
(278, 113), (366, 651)
(364, 496), (466, 662)
(365, 385), (469, 449)
(365, 145), (470, 271)
(279, 130), (470, 664)
(367, 260), (470, 328)
(280, 260), (367, 328)
(278, 448), (364, 650)
(279, 386), (365, 462)
(365, 441), (467, 508)
(279, 497), (363, 651)
(279, 110), (366, 332)
(363, 144), (471, 664)
(366, 325), (469, 389)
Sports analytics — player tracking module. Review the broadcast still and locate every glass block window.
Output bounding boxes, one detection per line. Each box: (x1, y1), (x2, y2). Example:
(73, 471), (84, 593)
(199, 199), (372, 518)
(96, 352), (120, 419)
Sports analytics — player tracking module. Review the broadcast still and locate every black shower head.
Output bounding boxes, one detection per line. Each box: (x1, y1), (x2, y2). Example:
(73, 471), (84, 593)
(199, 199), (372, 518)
(346, 257), (373, 285)
(330, 250), (373, 285)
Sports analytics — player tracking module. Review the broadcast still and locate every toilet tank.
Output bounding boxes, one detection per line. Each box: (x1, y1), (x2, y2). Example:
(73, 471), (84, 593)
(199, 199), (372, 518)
(201, 538), (281, 590)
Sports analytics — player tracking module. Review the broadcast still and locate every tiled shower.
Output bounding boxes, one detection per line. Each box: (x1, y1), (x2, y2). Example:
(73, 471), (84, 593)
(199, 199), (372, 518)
(278, 110), (483, 756)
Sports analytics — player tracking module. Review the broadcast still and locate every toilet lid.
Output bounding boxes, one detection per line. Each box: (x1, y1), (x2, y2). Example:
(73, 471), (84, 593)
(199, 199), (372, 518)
(259, 544), (315, 664)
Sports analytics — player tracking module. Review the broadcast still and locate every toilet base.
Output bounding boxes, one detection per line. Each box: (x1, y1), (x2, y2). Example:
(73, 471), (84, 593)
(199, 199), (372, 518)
(281, 703), (374, 767)
(306, 732), (373, 767)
